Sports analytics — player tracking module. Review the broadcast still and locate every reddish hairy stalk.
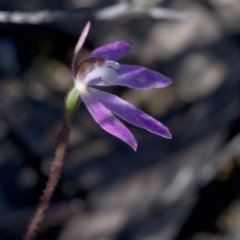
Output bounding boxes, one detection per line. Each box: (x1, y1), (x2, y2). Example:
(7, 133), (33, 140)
(24, 23), (85, 240)
(23, 122), (71, 240)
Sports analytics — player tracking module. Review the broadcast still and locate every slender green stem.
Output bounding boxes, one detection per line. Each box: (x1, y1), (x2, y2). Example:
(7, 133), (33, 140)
(23, 121), (71, 240)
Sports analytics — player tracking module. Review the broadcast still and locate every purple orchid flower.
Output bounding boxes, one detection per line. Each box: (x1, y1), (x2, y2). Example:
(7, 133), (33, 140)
(71, 22), (171, 150)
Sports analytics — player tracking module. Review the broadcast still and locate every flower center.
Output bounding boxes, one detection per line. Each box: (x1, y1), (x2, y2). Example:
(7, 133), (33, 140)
(75, 58), (119, 92)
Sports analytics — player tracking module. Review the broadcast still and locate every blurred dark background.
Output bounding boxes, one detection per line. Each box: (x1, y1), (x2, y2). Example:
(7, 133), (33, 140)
(0, 0), (240, 240)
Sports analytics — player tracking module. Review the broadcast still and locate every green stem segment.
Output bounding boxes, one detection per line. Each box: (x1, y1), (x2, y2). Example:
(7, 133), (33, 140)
(23, 87), (80, 240)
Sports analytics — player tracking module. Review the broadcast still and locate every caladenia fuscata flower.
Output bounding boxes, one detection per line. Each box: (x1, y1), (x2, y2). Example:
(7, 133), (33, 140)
(70, 21), (172, 150)
(23, 21), (172, 240)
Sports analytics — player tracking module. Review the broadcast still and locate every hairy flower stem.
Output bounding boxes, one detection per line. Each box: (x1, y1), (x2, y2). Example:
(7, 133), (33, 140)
(23, 121), (71, 240)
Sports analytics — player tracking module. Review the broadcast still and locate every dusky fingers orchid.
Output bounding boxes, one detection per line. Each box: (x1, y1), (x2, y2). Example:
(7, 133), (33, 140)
(71, 21), (172, 150)
(23, 21), (172, 240)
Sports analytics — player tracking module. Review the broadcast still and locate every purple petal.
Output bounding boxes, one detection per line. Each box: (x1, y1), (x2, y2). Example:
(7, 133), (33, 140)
(89, 41), (132, 61)
(80, 91), (137, 150)
(72, 22), (91, 79)
(112, 65), (172, 89)
(90, 89), (172, 139)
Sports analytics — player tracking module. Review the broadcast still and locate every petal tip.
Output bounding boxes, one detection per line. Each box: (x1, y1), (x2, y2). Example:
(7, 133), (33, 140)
(127, 41), (133, 49)
(120, 40), (133, 50)
(163, 128), (172, 139)
(132, 143), (138, 151)
(127, 139), (137, 151)
(166, 134), (172, 139)
(131, 146), (137, 151)
(125, 40), (133, 46)
(166, 77), (172, 86)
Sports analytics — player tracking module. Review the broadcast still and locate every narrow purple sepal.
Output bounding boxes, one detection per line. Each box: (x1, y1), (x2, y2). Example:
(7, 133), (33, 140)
(80, 91), (137, 150)
(90, 89), (172, 139)
(71, 22), (91, 80)
(89, 41), (132, 61)
(113, 65), (172, 89)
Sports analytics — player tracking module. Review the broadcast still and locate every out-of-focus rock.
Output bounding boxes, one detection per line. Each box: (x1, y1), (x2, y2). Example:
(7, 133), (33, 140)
(176, 52), (227, 102)
(0, 38), (20, 77)
(208, 0), (240, 34)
